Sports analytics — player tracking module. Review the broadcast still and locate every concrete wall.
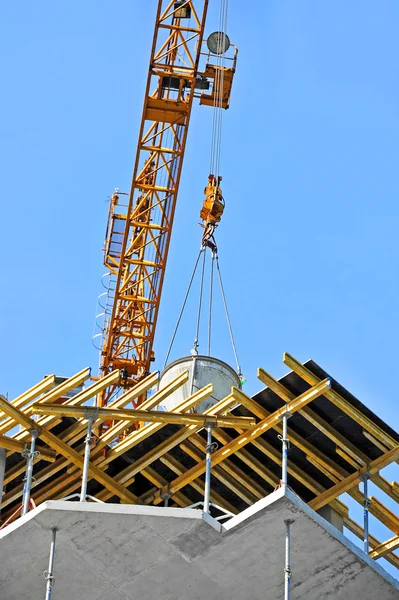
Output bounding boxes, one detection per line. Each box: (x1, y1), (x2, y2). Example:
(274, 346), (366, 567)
(317, 504), (344, 533)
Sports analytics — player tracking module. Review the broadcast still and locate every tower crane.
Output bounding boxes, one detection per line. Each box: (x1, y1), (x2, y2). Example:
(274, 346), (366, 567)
(98, 1), (237, 408)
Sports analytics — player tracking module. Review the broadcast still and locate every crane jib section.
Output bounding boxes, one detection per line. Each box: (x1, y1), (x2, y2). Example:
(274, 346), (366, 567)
(101, 1), (210, 399)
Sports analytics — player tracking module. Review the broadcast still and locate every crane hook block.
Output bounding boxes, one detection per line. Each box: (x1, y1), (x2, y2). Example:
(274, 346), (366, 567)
(200, 174), (224, 226)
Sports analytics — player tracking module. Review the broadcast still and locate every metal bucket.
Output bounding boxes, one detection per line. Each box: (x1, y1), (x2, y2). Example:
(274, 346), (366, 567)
(159, 355), (241, 413)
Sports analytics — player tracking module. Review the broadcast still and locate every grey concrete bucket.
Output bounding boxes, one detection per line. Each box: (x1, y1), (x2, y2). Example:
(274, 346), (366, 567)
(159, 355), (241, 414)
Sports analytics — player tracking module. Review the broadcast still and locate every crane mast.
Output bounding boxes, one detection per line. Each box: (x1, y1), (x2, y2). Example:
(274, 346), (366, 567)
(100, 1), (236, 407)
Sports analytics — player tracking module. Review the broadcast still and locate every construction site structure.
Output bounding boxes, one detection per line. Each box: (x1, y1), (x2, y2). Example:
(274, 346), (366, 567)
(0, 1), (398, 599)
(0, 356), (398, 598)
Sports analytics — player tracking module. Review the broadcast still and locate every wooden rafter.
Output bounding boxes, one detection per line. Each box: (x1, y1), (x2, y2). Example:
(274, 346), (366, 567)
(283, 353), (399, 454)
(309, 446), (399, 511)
(141, 379), (332, 505)
(31, 404), (256, 429)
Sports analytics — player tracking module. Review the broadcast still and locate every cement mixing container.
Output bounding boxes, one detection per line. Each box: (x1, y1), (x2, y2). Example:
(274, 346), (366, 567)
(159, 355), (241, 413)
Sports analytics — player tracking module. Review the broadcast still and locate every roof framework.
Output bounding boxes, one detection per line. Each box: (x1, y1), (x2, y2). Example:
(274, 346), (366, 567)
(0, 353), (398, 570)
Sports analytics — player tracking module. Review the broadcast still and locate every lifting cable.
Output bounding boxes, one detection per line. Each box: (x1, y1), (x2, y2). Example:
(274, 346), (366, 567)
(214, 252), (241, 377)
(164, 247), (204, 368)
(193, 247), (207, 354)
(209, 0), (229, 179)
(164, 243), (242, 380)
(207, 251), (215, 356)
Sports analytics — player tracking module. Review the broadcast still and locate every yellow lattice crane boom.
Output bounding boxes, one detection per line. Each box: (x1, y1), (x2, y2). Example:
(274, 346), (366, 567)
(100, 1), (236, 407)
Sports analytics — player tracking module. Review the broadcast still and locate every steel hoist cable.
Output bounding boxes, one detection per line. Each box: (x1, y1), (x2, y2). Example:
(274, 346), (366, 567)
(163, 247), (204, 368)
(215, 253), (242, 377)
(193, 247), (207, 354)
(207, 250), (215, 356)
(164, 242), (242, 381)
(209, 0), (229, 179)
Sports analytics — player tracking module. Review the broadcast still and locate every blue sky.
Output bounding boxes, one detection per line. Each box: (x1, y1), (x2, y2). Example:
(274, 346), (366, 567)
(1, 0), (398, 575)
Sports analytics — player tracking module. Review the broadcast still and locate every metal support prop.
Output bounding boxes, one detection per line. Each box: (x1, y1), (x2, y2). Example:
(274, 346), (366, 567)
(363, 472), (370, 553)
(284, 519), (294, 600)
(44, 527), (57, 600)
(203, 425), (214, 514)
(0, 447), (6, 512)
(161, 489), (171, 507)
(80, 415), (95, 502)
(279, 410), (291, 490)
(22, 429), (39, 516)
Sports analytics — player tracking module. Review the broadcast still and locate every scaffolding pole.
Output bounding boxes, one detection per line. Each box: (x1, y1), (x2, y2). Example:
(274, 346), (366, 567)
(284, 519), (294, 600)
(80, 414), (95, 502)
(363, 472), (370, 553)
(22, 429), (39, 516)
(203, 425), (214, 514)
(279, 410), (291, 490)
(44, 527), (57, 600)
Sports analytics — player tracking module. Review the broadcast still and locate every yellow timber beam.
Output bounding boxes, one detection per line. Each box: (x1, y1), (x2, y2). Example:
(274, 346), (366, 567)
(11, 369), (120, 446)
(27, 367), (91, 409)
(232, 384), (351, 492)
(194, 430), (277, 491)
(142, 378), (332, 505)
(309, 446), (399, 511)
(0, 369), (90, 436)
(1, 372), (194, 512)
(344, 516), (399, 569)
(35, 384), (218, 506)
(369, 534), (399, 559)
(0, 435), (56, 462)
(87, 370), (186, 448)
(47, 370), (163, 460)
(257, 367), (399, 504)
(99, 384), (216, 466)
(97, 394), (237, 503)
(31, 404), (256, 429)
(232, 386), (348, 482)
(66, 372), (189, 474)
(3, 374), (55, 412)
(217, 426), (348, 518)
(159, 453), (238, 515)
(368, 496), (399, 535)
(0, 375), (56, 434)
(362, 430), (390, 454)
(0, 372), (163, 501)
(257, 367), (367, 467)
(91, 391), (271, 509)
(0, 372), (138, 505)
(283, 353), (399, 452)
(29, 462), (190, 510)
(227, 385), (376, 525)
(2, 456), (68, 506)
(180, 439), (264, 505)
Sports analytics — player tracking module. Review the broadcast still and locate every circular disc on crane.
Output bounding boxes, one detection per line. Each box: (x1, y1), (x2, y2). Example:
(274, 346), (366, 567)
(207, 31), (230, 55)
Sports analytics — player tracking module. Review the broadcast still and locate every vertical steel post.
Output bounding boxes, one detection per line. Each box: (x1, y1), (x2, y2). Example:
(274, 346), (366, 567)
(363, 473), (370, 553)
(80, 415), (94, 502)
(279, 410), (291, 490)
(162, 490), (171, 507)
(203, 425), (213, 513)
(0, 447), (6, 512)
(22, 429), (39, 516)
(45, 527), (57, 600)
(284, 519), (294, 600)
